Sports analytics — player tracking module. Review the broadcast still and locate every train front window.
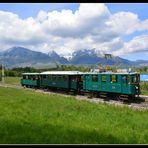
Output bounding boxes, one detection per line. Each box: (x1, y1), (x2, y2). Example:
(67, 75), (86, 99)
(132, 75), (139, 84)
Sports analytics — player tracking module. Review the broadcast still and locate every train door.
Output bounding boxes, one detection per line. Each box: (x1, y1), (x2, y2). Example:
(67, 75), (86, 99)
(109, 74), (121, 93)
(131, 74), (140, 95)
(91, 74), (100, 91)
(121, 75), (130, 94)
(101, 75), (108, 92)
(69, 75), (77, 90)
(77, 75), (83, 90)
(84, 74), (91, 90)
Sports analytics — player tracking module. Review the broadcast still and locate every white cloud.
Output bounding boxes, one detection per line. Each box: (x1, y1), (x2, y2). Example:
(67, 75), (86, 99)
(0, 3), (148, 58)
(112, 35), (148, 56)
(106, 12), (139, 35)
(36, 10), (48, 22)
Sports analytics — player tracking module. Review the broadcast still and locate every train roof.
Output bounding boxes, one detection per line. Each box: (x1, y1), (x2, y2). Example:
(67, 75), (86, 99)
(22, 71), (140, 75)
(40, 71), (83, 75)
(83, 72), (139, 75)
(22, 73), (40, 75)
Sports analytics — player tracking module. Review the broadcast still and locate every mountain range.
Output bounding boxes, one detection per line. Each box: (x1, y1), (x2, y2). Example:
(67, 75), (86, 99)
(0, 46), (147, 68)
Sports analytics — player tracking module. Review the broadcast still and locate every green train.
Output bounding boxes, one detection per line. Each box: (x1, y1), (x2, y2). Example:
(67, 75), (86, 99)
(21, 71), (140, 100)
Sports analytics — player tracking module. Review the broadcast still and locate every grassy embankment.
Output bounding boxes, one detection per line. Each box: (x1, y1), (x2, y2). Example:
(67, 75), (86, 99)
(3, 77), (21, 86)
(0, 86), (148, 144)
(140, 81), (148, 95)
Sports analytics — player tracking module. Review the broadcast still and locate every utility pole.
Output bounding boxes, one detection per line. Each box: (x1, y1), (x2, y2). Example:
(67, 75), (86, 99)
(2, 63), (5, 84)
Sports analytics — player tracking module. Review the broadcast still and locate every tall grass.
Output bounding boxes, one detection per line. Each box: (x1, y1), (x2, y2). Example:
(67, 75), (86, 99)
(3, 77), (21, 86)
(0, 86), (147, 144)
(140, 82), (148, 95)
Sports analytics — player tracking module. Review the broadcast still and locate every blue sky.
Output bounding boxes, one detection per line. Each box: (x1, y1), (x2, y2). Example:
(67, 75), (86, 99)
(0, 3), (79, 18)
(0, 3), (147, 19)
(0, 3), (147, 61)
(106, 3), (148, 20)
(0, 3), (147, 20)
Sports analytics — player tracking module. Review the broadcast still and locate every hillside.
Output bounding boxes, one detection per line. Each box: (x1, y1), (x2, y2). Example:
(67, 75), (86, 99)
(0, 47), (56, 68)
(0, 47), (148, 68)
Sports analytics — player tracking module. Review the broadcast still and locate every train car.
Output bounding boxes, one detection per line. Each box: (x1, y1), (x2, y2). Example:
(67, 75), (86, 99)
(21, 73), (40, 88)
(39, 71), (83, 92)
(20, 71), (140, 100)
(83, 72), (140, 99)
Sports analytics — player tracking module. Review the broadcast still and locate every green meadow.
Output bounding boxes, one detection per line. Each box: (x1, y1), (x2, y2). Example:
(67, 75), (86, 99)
(0, 86), (147, 144)
(3, 77), (21, 86)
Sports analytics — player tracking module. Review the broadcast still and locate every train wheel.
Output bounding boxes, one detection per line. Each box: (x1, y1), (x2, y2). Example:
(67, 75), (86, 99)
(87, 91), (93, 99)
(99, 92), (108, 99)
(115, 94), (120, 101)
(118, 95), (129, 103)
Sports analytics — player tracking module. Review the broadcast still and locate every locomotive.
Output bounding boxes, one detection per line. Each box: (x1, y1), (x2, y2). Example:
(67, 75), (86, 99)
(21, 71), (140, 100)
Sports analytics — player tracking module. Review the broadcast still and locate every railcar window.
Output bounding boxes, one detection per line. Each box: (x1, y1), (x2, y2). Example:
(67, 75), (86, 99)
(28, 75), (31, 80)
(52, 75), (57, 80)
(85, 75), (90, 81)
(80, 75), (83, 82)
(63, 75), (68, 80)
(102, 75), (106, 82)
(33, 75), (38, 80)
(122, 75), (127, 83)
(51, 75), (53, 80)
(110, 75), (117, 83)
(58, 75), (63, 80)
(92, 75), (98, 82)
(38, 75), (41, 80)
(59, 75), (62, 80)
(48, 75), (51, 80)
(127, 76), (130, 83)
(56, 75), (60, 80)
(71, 75), (77, 82)
(137, 75), (140, 82)
(43, 75), (47, 79)
(32, 75), (35, 80)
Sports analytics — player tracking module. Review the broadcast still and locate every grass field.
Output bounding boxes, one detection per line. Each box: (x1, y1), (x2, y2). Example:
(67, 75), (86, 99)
(0, 86), (148, 144)
(4, 77), (21, 86)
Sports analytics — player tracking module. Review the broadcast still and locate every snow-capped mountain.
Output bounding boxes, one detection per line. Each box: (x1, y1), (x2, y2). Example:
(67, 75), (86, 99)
(0, 47), (148, 68)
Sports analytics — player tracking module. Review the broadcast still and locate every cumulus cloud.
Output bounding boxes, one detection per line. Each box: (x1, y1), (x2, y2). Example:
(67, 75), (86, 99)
(40, 3), (110, 38)
(0, 3), (148, 58)
(112, 35), (148, 56)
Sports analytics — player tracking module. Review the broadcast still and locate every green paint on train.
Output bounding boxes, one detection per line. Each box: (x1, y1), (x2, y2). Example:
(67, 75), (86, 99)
(20, 71), (140, 98)
(83, 73), (140, 95)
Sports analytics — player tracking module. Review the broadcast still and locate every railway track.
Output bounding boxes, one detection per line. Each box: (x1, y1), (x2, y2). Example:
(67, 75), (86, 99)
(0, 83), (148, 111)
